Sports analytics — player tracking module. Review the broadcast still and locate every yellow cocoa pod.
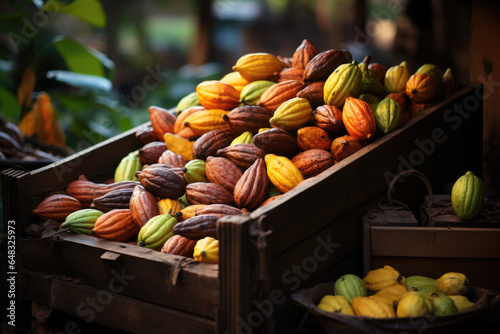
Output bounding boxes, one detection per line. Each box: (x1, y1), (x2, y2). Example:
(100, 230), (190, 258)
(232, 53), (287, 81)
(447, 295), (474, 312)
(264, 154), (304, 193)
(196, 80), (241, 110)
(396, 291), (431, 317)
(158, 198), (182, 216)
(363, 265), (407, 292)
(230, 131), (253, 146)
(352, 296), (396, 318)
(163, 133), (195, 161)
(183, 109), (229, 136)
(317, 295), (355, 315)
(269, 97), (313, 130)
(193, 236), (219, 264)
(175, 204), (208, 222)
(324, 61), (362, 108)
(239, 80), (276, 105)
(437, 272), (470, 295)
(384, 61), (410, 93)
(220, 71), (251, 93)
(373, 284), (408, 305)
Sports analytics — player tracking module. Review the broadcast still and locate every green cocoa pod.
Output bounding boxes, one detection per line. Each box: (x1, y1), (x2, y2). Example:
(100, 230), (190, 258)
(114, 151), (141, 182)
(334, 274), (367, 304)
(183, 159), (208, 184)
(240, 80), (276, 106)
(137, 214), (177, 250)
(374, 97), (402, 134)
(407, 275), (438, 290)
(451, 171), (485, 220)
(176, 92), (201, 115)
(62, 208), (104, 235)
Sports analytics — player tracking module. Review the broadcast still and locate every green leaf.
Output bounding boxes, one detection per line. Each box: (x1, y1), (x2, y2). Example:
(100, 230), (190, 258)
(46, 70), (112, 92)
(42, 0), (106, 28)
(0, 85), (21, 122)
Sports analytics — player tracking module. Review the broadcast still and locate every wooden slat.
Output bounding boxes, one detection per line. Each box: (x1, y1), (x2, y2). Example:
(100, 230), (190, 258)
(23, 270), (215, 334)
(19, 233), (219, 320)
(371, 226), (500, 258)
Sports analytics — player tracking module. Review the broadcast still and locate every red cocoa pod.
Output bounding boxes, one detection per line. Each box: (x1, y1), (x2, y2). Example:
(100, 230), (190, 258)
(291, 149), (335, 178)
(233, 158), (269, 210)
(92, 188), (134, 212)
(66, 178), (105, 208)
(216, 143), (267, 169)
(137, 164), (187, 199)
(205, 156), (243, 194)
(129, 185), (159, 227)
(149, 106), (176, 140)
(157, 150), (186, 168)
(185, 182), (234, 205)
(221, 106), (273, 134)
(91, 209), (139, 242)
(313, 105), (344, 134)
(32, 194), (82, 222)
(161, 234), (197, 257)
(368, 62), (388, 83)
(252, 128), (297, 157)
(94, 181), (141, 198)
(172, 214), (219, 240)
(292, 39), (318, 69)
(195, 203), (247, 217)
(192, 128), (237, 161)
(303, 49), (352, 83)
(135, 125), (157, 145)
(139, 141), (168, 165)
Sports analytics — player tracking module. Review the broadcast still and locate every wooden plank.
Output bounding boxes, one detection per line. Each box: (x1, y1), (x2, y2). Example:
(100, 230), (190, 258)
(371, 226), (500, 258)
(23, 270), (215, 334)
(19, 233), (219, 319)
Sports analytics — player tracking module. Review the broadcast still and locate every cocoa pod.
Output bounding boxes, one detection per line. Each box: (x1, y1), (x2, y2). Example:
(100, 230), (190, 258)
(136, 164), (187, 199)
(91, 209), (139, 242)
(129, 185), (159, 227)
(291, 149), (335, 178)
(94, 181), (141, 198)
(303, 49), (352, 83)
(216, 143), (267, 169)
(161, 234), (197, 257)
(66, 178), (105, 208)
(149, 106), (176, 140)
(257, 80), (304, 111)
(258, 195), (282, 208)
(252, 128), (297, 157)
(205, 156), (242, 194)
(185, 182), (234, 205)
(296, 81), (325, 106)
(0, 131), (22, 157)
(233, 158), (269, 210)
(157, 150), (186, 168)
(292, 39), (318, 69)
(276, 67), (305, 83)
(135, 125), (157, 145)
(172, 214), (219, 240)
(221, 106), (273, 134)
(92, 188), (134, 212)
(277, 56), (292, 68)
(139, 141), (167, 165)
(192, 128), (237, 161)
(32, 194), (82, 222)
(196, 203), (248, 217)
(313, 105), (344, 134)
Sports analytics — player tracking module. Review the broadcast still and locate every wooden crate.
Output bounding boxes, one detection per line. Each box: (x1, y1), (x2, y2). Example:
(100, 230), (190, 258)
(2, 84), (484, 333)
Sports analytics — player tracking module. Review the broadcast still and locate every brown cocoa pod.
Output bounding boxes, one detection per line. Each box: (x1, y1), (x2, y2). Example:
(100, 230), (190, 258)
(313, 105), (344, 134)
(185, 182), (234, 205)
(196, 203), (247, 217)
(292, 39), (318, 69)
(221, 106), (273, 134)
(277, 56), (292, 68)
(149, 106), (176, 140)
(161, 234), (197, 257)
(233, 158), (269, 210)
(296, 81), (325, 106)
(276, 67), (305, 83)
(291, 149), (335, 178)
(135, 125), (157, 145)
(330, 135), (362, 163)
(66, 178), (105, 208)
(205, 156), (242, 194)
(129, 185), (159, 227)
(139, 141), (168, 165)
(172, 214), (219, 240)
(303, 49), (352, 83)
(157, 150), (186, 168)
(192, 128), (237, 161)
(257, 80), (304, 111)
(32, 194), (82, 222)
(136, 164), (187, 199)
(216, 143), (267, 169)
(93, 188), (134, 212)
(252, 128), (297, 157)
(94, 181), (141, 197)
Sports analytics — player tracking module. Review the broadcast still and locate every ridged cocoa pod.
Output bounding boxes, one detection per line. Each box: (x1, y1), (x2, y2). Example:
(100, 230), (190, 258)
(192, 128), (237, 161)
(297, 81), (325, 106)
(139, 141), (167, 165)
(303, 49), (352, 83)
(216, 143), (267, 169)
(32, 194), (82, 222)
(91, 209), (139, 242)
(221, 106), (273, 134)
(277, 56), (292, 68)
(135, 125), (157, 145)
(185, 182), (234, 205)
(172, 214), (219, 240)
(66, 178), (105, 208)
(276, 67), (305, 83)
(205, 156), (243, 194)
(94, 181), (141, 198)
(157, 150), (186, 168)
(252, 128), (297, 157)
(233, 158), (269, 210)
(291, 149), (335, 178)
(137, 164), (187, 199)
(129, 185), (159, 227)
(257, 80), (304, 111)
(313, 105), (344, 134)
(196, 203), (248, 217)
(161, 234), (197, 257)
(92, 188), (134, 212)
(292, 39), (318, 69)
(149, 106), (176, 140)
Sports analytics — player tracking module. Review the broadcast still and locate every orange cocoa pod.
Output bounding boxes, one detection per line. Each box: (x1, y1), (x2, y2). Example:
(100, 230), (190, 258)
(196, 80), (240, 110)
(129, 185), (159, 227)
(149, 106), (176, 140)
(174, 106), (205, 134)
(313, 105), (344, 134)
(185, 182), (234, 205)
(205, 156), (243, 194)
(385, 92), (407, 111)
(276, 67), (305, 83)
(183, 109), (229, 136)
(330, 135), (363, 163)
(342, 97), (376, 141)
(233, 158), (269, 210)
(66, 178), (105, 208)
(257, 80), (304, 111)
(406, 73), (437, 104)
(32, 194), (82, 222)
(291, 149), (335, 178)
(292, 39), (318, 69)
(91, 209), (139, 242)
(161, 234), (197, 257)
(296, 126), (331, 151)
